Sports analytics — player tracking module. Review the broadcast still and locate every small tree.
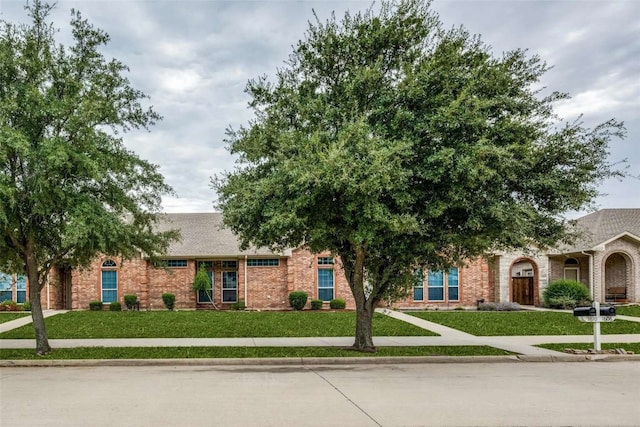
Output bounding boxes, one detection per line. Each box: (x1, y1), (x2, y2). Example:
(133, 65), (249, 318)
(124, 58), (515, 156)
(192, 265), (216, 308)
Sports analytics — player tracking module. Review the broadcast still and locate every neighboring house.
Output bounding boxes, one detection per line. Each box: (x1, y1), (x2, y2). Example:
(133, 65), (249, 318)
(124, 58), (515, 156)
(3, 209), (639, 310)
(490, 209), (640, 306)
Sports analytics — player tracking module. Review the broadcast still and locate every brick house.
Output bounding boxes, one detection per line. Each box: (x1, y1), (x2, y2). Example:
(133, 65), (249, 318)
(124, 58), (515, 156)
(3, 209), (638, 310)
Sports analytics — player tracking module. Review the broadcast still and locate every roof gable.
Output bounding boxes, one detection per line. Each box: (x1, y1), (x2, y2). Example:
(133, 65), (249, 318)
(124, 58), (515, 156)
(561, 209), (640, 252)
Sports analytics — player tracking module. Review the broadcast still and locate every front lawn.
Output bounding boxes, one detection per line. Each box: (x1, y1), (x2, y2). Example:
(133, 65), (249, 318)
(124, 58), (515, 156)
(408, 311), (640, 336)
(616, 305), (640, 318)
(0, 313), (30, 324)
(0, 310), (438, 339)
(0, 345), (512, 360)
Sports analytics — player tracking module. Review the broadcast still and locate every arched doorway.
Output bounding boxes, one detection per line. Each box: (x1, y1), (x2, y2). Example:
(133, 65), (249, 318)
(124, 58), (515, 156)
(604, 253), (629, 302)
(511, 259), (537, 305)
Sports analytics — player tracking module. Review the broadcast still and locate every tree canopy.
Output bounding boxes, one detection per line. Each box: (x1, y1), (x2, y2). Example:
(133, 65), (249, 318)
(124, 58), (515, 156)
(217, 0), (626, 351)
(0, 1), (178, 354)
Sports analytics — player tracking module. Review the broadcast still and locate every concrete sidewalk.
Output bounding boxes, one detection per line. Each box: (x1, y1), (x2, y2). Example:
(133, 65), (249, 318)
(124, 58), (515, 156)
(0, 310), (68, 334)
(1, 308), (639, 358)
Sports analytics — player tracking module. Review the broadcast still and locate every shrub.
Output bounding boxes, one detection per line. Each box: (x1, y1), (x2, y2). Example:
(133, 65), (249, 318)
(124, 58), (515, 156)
(543, 280), (591, 309)
(21, 301), (31, 311)
(478, 302), (497, 311)
(288, 291), (308, 310)
(89, 301), (103, 311)
(478, 302), (521, 311)
(310, 299), (323, 310)
(329, 298), (346, 309)
(123, 294), (138, 310)
(548, 296), (582, 310)
(496, 302), (521, 311)
(162, 293), (176, 310)
(230, 299), (246, 310)
(1, 300), (20, 311)
(109, 301), (122, 311)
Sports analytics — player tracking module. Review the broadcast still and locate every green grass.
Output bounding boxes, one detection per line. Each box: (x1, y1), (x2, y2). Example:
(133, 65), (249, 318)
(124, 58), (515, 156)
(0, 312), (30, 324)
(0, 345), (512, 360)
(616, 305), (640, 317)
(0, 311), (438, 339)
(408, 311), (640, 336)
(537, 343), (640, 353)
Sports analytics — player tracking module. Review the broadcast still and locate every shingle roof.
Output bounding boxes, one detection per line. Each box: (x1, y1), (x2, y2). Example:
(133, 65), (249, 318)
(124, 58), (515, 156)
(155, 213), (278, 257)
(558, 208), (640, 253)
(157, 210), (640, 258)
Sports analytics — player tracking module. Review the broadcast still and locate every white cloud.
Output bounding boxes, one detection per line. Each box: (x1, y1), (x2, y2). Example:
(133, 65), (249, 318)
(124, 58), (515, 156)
(157, 68), (203, 93)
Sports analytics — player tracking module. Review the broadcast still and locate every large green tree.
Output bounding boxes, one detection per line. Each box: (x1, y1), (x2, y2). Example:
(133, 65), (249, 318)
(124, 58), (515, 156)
(214, 0), (625, 351)
(0, 1), (178, 354)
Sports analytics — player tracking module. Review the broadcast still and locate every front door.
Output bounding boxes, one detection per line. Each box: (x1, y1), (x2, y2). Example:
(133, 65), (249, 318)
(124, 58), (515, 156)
(512, 277), (534, 305)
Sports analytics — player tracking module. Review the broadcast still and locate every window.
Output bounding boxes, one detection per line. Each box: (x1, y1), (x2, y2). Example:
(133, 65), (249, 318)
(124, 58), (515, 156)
(221, 260), (238, 269)
(16, 275), (26, 303)
(196, 261), (214, 303)
(197, 261), (214, 269)
(101, 260), (117, 303)
(166, 259), (188, 268)
(0, 272), (12, 302)
(448, 268), (459, 301)
(222, 271), (237, 303)
(427, 271), (444, 301)
(413, 269), (424, 301)
(247, 259), (280, 267)
(318, 268), (334, 301)
(564, 258), (579, 281)
(318, 257), (334, 265)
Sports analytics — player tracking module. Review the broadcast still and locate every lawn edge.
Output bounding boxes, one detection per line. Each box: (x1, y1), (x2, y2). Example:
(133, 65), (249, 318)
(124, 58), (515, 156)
(2, 354), (640, 367)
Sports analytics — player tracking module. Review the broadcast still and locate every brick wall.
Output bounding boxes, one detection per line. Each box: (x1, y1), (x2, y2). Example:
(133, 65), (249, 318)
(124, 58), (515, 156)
(147, 261), (196, 310)
(68, 251), (498, 310)
(286, 249), (354, 309)
(392, 257), (492, 309)
(244, 259), (289, 309)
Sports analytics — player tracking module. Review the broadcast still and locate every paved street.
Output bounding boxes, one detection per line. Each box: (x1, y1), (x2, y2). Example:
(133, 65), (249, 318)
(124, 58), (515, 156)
(1, 362), (639, 426)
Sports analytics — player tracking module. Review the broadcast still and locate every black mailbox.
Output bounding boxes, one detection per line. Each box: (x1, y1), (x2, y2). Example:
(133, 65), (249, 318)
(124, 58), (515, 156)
(600, 305), (616, 316)
(573, 307), (596, 317)
(573, 306), (616, 317)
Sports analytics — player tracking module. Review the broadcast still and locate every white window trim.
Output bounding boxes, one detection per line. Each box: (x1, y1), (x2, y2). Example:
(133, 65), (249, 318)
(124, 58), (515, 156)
(564, 267), (580, 281)
(247, 258), (280, 267)
(221, 271), (238, 303)
(100, 263), (118, 303)
(221, 259), (239, 270)
(317, 267), (335, 301)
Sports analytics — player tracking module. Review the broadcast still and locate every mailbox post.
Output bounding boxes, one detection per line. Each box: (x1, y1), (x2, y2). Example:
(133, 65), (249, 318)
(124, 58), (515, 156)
(573, 301), (616, 351)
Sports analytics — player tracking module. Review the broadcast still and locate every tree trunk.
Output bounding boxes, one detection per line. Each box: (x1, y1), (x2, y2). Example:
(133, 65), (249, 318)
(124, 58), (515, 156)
(25, 243), (51, 355)
(342, 245), (376, 352)
(353, 298), (376, 351)
(29, 284), (51, 355)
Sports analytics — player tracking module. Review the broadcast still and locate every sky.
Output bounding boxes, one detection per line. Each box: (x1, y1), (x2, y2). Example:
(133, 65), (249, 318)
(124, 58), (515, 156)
(1, 0), (638, 217)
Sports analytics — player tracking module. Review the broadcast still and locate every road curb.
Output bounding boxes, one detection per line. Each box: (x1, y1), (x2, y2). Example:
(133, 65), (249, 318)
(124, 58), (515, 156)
(2, 354), (640, 367)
